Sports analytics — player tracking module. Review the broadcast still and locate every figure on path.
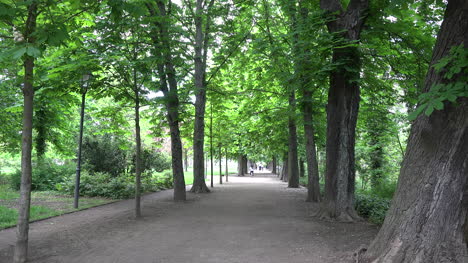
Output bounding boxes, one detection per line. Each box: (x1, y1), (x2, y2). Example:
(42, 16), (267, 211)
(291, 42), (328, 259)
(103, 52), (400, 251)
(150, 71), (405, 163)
(249, 165), (254, 176)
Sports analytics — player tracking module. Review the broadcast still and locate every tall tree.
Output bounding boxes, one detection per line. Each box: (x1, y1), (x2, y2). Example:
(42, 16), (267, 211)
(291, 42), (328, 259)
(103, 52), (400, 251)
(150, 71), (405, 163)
(147, 0), (186, 201)
(13, 3), (37, 262)
(190, 0), (215, 193)
(361, 0), (468, 261)
(319, 0), (369, 221)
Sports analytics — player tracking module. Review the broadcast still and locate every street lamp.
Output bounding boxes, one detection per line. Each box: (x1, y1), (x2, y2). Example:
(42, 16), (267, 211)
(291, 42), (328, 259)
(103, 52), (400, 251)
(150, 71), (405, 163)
(74, 72), (92, 209)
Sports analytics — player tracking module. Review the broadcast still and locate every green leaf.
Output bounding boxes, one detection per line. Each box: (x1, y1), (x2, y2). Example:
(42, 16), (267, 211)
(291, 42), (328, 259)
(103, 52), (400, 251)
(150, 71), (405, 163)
(434, 100), (444, 110)
(11, 46), (27, 59)
(26, 46), (41, 58)
(424, 105), (434, 116)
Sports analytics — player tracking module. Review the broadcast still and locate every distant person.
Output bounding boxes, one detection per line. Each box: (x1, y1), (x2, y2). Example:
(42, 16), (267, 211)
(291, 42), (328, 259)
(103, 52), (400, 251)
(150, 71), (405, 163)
(259, 165), (262, 171)
(249, 165), (254, 176)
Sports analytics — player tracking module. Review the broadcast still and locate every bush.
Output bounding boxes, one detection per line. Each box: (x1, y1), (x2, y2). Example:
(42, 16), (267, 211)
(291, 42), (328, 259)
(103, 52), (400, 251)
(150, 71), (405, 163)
(355, 193), (391, 224)
(10, 161), (75, 191)
(56, 170), (174, 199)
(134, 149), (171, 173)
(81, 135), (128, 177)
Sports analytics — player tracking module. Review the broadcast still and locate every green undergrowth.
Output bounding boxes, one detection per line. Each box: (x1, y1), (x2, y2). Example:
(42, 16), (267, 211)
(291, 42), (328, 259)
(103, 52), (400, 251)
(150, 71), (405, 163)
(299, 176), (392, 224)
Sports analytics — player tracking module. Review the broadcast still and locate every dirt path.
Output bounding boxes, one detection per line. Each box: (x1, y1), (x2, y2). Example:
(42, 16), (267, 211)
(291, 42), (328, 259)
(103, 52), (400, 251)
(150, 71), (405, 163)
(0, 172), (378, 263)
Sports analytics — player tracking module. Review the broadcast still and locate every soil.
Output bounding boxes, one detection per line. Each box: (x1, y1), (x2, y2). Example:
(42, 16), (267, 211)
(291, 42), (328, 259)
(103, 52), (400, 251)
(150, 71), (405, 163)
(0, 172), (379, 263)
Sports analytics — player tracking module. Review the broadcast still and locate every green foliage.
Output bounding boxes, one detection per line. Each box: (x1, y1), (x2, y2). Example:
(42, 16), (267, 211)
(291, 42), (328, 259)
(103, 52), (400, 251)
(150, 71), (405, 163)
(56, 170), (173, 199)
(409, 45), (468, 120)
(133, 149), (171, 173)
(81, 135), (128, 177)
(355, 193), (391, 224)
(10, 160), (76, 191)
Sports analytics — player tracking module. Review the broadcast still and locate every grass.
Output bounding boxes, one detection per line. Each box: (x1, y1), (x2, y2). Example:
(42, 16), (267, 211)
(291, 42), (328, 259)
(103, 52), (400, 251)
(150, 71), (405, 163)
(0, 184), (114, 230)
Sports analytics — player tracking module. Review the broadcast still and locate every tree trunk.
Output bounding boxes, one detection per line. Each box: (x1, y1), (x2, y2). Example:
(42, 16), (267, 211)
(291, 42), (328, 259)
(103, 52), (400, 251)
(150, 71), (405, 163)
(225, 147), (228, 182)
(191, 0), (210, 194)
(288, 90), (299, 188)
(152, 1), (186, 201)
(237, 154), (243, 176)
(134, 81), (142, 218)
(209, 103), (214, 187)
(242, 155), (248, 175)
(14, 3), (37, 263)
(184, 147), (188, 172)
(219, 144), (222, 184)
(361, 1), (468, 261)
(272, 156), (277, 174)
(299, 158), (305, 178)
(281, 152), (289, 182)
(303, 90), (321, 202)
(319, 0), (368, 222)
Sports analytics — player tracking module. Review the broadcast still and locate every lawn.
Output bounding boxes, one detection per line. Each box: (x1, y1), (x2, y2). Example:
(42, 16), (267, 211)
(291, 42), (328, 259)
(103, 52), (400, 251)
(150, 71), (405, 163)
(0, 185), (113, 230)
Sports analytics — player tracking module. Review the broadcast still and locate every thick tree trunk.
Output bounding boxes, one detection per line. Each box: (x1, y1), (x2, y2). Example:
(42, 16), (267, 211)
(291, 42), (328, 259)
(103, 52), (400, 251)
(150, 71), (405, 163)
(191, 0), (210, 194)
(14, 3), (37, 263)
(134, 83), (142, 218)
(303, 90), (321, 202)
(281, 152), (289, 182)
(361, 1), (468, 262)
(288, 90), (300, 188)
(242, 155), (248, 175)
(319, 0), (368, 222)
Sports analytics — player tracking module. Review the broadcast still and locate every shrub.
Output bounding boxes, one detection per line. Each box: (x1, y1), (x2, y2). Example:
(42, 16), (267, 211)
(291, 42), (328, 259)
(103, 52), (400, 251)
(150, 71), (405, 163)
(81, 135), (128, 177)
(355, 193), (391, 224)
(10, 161), (75, 191)
(56, 170), (174, 199)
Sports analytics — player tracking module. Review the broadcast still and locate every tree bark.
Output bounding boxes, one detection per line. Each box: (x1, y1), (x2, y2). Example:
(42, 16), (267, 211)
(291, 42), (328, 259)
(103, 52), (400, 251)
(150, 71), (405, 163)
(74, 89), (86, 209)
(14, 3), (37, 263)
(303, 89), (321, 202)
(219, 143), (222, 184)
(288, 90), (300, 188)
(150, 0), (186, 201)
(319, 0), (368, 222)
(361, 1), (468, 261)
(237, 154), (243, 176)
(272, 156), (277, 174)
(281, 152), (289, 182)
(184, 147), (188, 172)
(191, 0), (211, 193)
(225, 147), (228, 182)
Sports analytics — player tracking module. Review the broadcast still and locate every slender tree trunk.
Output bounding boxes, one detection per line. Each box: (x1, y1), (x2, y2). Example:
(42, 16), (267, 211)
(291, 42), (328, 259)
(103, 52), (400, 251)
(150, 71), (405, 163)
(288, 90), (300, 188)
(361, 1), (468, 261)
(219, 144), (222, 184)
(191, 0), (209, 193)
(272, 156), (277, 174)
(210, 104), (214, 187)
(303, 90), (321, 202)
(134, 82), (142, 218)
(14, 3), (37, 263)
(299, 158), (305, 178)
(319, 0), (368, 222)
(225, 148), (228, 182)
(184, 148), (188, 172)
(242, 155), (248, 175)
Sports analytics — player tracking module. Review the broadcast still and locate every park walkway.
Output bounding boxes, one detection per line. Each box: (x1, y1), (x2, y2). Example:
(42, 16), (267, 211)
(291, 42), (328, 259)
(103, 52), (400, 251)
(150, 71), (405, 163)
(0, 172), (378, 263)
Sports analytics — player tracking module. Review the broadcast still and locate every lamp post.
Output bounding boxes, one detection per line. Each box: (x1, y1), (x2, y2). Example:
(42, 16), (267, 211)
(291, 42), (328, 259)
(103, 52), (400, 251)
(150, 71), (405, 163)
(74, 73), (92, 209)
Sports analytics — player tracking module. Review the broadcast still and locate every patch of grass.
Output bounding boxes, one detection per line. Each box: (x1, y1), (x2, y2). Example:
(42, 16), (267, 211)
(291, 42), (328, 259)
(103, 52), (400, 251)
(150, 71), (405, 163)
(0, 206), (17, 229)
(0, 185), (19, 200)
